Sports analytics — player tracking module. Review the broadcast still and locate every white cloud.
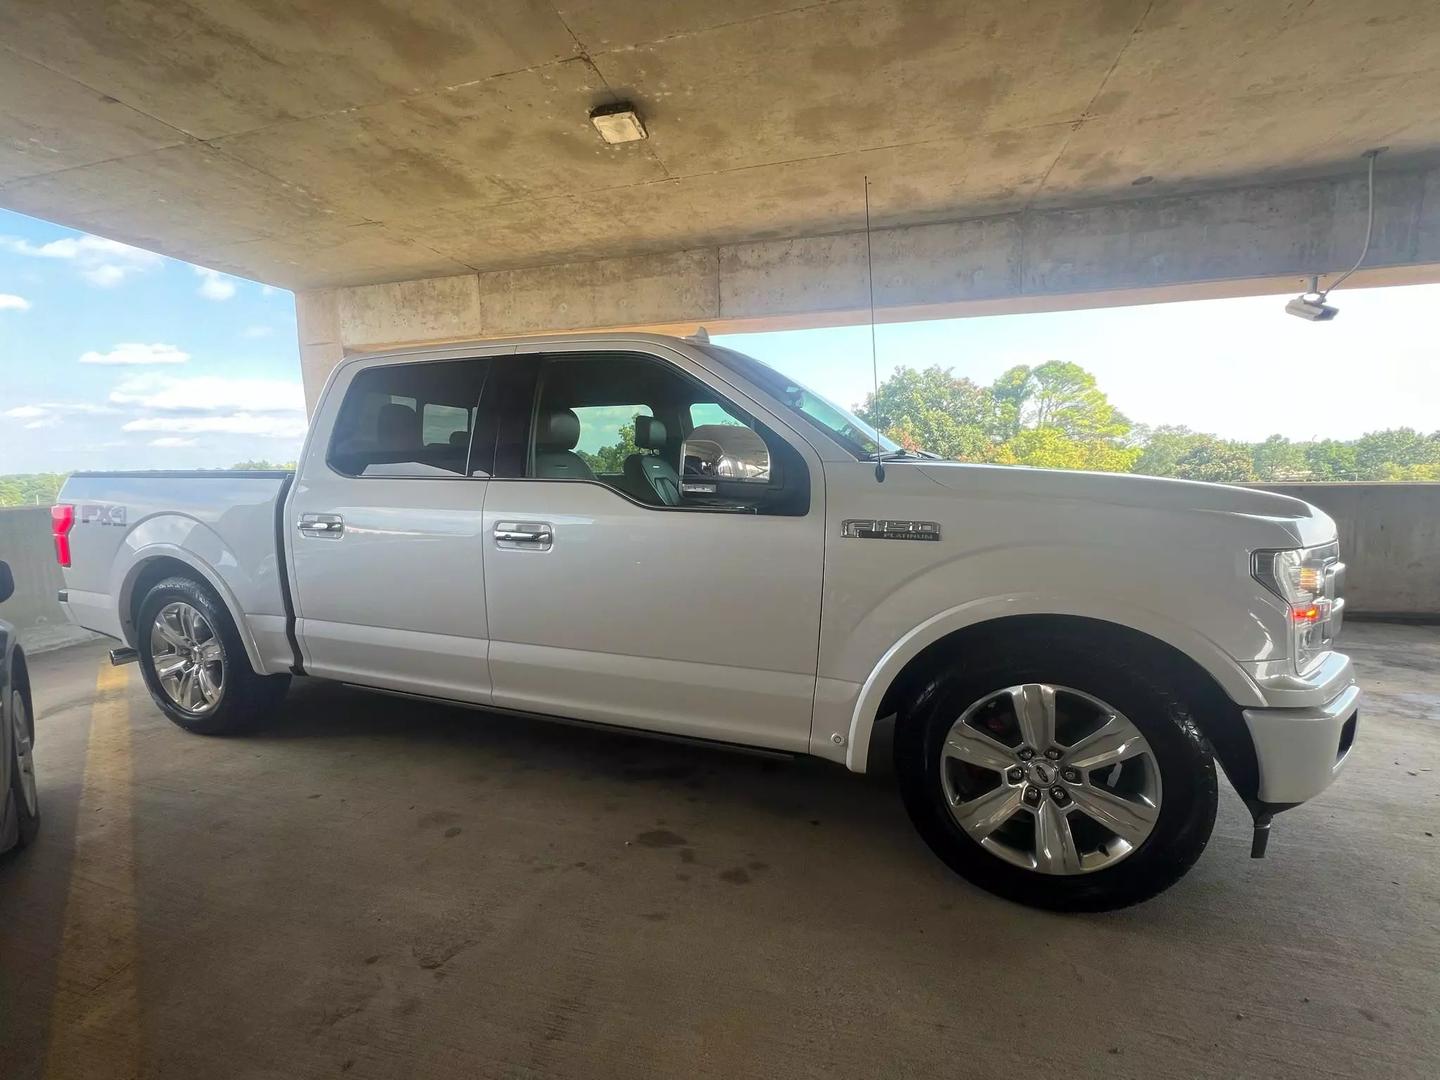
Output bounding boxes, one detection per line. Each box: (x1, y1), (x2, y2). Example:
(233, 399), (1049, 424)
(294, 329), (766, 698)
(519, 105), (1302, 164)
(194, 266), (238, 301)
(111, 373), (307, 440)
(109, 374), (304, 414)
(3, 401), (117, 424)
(124, 414), (307, 438)
(80, 342), (190, 366)
(149, 436), (199, 448)
(0, 293), (31, 311)
(2, 233), (162, 287)
(241, 324), (274, 338)
(24, 418), (56, 430)
(3, 405), (47, 419)
(84, 265), (127, 287)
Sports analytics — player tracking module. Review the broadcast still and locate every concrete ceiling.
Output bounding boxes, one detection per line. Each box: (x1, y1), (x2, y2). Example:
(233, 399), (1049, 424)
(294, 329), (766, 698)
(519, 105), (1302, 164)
(2, 0), (1437, 290)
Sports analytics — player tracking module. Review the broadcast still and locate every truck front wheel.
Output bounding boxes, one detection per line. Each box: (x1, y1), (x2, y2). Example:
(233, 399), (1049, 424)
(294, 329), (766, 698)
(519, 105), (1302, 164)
(894, 628), (1218, 911)
(136, 576), (289, 735)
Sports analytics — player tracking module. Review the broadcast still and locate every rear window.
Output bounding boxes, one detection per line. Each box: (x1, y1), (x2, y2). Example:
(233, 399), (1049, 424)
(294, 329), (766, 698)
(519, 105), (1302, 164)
(328, 358), (492, 478)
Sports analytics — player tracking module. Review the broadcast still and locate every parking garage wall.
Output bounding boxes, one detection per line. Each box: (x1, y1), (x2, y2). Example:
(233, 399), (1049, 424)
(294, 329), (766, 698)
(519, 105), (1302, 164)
(1253, 483), (1440, 618)
(0, 507), (97, 652)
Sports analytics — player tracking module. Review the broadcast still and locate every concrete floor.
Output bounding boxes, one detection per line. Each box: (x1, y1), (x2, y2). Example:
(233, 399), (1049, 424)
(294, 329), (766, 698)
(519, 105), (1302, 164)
(1, 623), (1437, 1080)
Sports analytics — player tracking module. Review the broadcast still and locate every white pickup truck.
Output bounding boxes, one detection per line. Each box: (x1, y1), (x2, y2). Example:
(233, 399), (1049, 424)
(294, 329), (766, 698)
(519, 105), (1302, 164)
(54, 332), (1358, 909)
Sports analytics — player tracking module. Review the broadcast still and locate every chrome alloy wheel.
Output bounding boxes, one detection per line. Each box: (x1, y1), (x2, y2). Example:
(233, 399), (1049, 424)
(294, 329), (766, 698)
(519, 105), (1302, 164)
(940, 684), (1163, 875)
(10, 690), (37, 815)
(150, 601), (225, 715)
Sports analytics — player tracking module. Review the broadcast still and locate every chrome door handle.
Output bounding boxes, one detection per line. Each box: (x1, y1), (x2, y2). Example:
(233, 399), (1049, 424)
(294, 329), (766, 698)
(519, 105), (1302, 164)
(494, 521), (552, 549)
(298, 513), (344, 538)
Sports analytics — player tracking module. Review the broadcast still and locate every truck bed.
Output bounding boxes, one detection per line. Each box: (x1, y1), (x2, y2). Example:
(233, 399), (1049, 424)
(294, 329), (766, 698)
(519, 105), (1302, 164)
(56, 470), (298, 676)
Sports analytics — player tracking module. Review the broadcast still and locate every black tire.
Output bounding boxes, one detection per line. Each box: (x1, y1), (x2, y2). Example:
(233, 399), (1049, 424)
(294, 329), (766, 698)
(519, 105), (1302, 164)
(2, 678), (39, 853)
(894, 627), (1218, 911)
(136, 575), (289, 735)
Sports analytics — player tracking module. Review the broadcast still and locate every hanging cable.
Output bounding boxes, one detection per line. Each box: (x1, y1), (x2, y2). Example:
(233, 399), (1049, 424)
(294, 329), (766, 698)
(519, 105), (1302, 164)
(1321, 147), (1384, 299)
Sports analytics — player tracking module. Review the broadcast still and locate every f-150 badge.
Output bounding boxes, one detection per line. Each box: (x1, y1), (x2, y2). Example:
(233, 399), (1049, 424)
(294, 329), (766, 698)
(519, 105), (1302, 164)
(840, 519), (940, 541)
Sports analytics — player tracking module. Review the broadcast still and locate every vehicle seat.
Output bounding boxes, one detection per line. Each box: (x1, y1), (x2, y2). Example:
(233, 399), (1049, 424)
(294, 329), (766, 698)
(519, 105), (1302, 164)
(534, 408), (596, 481)
(376, 402), (419, 452)
(623, 416), (681, 506)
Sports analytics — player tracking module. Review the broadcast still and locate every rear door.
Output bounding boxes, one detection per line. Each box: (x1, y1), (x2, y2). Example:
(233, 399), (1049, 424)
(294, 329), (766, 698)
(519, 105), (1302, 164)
(480, 346), (826, 751)
(288, 350), (503, 703)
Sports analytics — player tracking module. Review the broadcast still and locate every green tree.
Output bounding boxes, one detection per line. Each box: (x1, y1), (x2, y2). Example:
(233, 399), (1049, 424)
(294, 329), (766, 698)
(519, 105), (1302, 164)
(992, 361), (1131, 441)
(987, 361), (1135, 470)
(1251, 435), (1308, 481)
(0, 473), (69, 507)
(1132, 426), (1210, 478)
(578, 419), (643, 475)
(1350, 428), (1440, 480)
(991, 427), (1141, 472)
(1170, 437), (1257, 483)
(856, 366), (995, 459)
(1304, 440), (1358, 480)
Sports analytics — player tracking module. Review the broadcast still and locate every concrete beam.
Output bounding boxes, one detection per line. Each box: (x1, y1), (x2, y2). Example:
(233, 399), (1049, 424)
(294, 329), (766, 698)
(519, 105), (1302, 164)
(296, 164), (1440, 397)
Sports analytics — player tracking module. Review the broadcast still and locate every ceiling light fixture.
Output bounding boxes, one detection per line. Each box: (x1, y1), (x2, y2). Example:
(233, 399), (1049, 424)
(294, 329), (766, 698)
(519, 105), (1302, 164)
(590, 102), (648, 144)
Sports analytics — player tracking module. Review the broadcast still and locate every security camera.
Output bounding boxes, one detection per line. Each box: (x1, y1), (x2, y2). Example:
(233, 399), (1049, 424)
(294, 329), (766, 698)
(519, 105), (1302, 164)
(1285, 295), (1339, 321)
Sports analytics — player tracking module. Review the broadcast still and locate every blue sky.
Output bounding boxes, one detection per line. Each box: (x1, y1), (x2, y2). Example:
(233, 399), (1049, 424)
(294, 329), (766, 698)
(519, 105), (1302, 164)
(1, 208), (300, 474)
(3, 204), (1438, 475)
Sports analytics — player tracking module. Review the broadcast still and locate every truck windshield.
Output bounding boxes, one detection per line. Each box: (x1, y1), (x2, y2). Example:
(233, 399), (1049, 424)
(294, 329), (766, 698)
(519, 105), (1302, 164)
(703, 345), (902, 459)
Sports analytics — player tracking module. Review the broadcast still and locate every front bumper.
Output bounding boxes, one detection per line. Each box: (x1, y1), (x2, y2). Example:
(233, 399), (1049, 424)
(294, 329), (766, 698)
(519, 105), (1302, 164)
(1242, 681), (1360, 804)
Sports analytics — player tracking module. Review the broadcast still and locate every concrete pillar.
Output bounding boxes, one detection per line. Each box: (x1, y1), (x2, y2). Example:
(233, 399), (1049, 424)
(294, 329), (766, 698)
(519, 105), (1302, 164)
(294, 165), (1440, 408)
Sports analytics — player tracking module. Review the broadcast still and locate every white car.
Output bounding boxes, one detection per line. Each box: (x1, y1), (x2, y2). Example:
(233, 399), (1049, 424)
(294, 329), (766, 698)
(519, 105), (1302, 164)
(53, 334), (1358, 909)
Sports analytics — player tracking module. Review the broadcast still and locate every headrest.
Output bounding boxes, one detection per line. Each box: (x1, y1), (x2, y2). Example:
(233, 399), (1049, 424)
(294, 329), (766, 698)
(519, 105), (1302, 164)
(635, 415), (667, 451)
(376, 402), (418, 449)
(536, 408), (581, 450)
(449, 429), (470, 447)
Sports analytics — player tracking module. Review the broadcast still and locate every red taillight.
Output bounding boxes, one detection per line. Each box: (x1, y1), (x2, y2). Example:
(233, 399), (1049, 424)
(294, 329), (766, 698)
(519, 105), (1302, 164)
(51, 504), (75, 567)
(1290, 603), (1322, 624)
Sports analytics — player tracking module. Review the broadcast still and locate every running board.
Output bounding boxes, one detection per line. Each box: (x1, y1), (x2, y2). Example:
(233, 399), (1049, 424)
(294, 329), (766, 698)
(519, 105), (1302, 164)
(348, 683), (797, 762)
(108, 647), (139, 667)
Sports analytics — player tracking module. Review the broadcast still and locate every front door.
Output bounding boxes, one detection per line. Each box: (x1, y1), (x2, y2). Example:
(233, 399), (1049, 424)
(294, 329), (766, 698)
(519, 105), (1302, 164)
(288, 351), (500, 703)
(481, 347), (826, 751)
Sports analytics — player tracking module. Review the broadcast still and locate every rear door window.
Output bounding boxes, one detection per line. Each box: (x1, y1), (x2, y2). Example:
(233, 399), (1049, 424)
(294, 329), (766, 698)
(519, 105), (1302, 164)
(329, 358), (492, 478)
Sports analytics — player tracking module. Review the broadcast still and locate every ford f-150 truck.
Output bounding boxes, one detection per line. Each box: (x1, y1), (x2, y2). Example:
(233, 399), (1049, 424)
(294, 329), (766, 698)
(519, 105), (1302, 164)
(53, 333), (1358, 910)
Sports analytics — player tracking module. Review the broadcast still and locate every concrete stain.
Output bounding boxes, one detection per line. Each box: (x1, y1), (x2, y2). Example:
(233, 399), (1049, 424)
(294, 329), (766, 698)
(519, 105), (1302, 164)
(719, 867), (751, 885)
(411, 939), (473, 971)
(636, 829), (687, 848)
(443, 826), (462, 838)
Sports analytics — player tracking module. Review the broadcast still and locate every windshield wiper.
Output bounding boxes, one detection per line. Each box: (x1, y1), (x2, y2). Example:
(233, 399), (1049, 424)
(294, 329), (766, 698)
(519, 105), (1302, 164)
(865, 448), (942, 462)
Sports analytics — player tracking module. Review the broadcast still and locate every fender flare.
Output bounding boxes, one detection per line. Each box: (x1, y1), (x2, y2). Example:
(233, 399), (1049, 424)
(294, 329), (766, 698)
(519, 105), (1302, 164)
(115, 538), (268, 675)
(843, 593), (1267, 772)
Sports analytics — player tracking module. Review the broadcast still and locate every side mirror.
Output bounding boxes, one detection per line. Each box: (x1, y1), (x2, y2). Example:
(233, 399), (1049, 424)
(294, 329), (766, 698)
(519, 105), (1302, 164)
(683, 424), (771, 483)
(0, 561), (13, 605)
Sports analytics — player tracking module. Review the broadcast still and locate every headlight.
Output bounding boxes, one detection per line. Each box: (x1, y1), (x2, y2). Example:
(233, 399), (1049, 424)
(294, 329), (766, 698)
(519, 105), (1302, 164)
(1252, 542), (1345, 674)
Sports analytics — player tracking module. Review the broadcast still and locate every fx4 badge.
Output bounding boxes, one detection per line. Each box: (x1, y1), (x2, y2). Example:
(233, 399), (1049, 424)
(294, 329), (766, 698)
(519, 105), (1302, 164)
(80, 504), (127, 526)
(840, 519), (940, 542)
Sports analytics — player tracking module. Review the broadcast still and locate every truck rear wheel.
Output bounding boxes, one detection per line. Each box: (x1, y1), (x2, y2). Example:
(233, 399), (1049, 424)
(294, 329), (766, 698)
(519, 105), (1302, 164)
(894, 627), (1218, 911)
(136, 575), (289, 735)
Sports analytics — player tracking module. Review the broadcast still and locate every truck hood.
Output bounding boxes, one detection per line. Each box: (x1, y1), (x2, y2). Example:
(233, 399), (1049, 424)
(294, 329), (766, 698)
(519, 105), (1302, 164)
(915, 462), (1336, 548)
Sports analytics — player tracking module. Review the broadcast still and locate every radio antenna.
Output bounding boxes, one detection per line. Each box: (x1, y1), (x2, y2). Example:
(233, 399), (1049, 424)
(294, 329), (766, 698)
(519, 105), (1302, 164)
(864, 176), (884, 482)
